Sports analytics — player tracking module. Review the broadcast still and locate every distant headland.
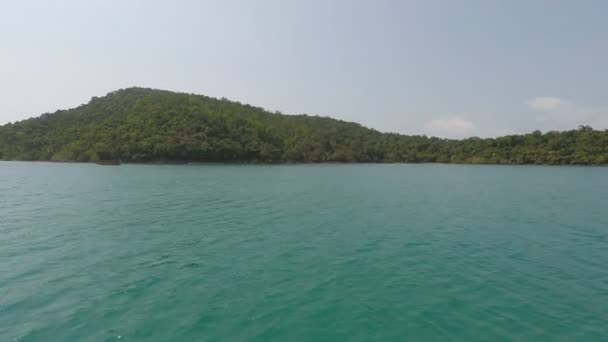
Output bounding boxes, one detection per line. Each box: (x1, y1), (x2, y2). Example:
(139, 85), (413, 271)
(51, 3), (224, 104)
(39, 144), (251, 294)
(0, 87), (606, 165)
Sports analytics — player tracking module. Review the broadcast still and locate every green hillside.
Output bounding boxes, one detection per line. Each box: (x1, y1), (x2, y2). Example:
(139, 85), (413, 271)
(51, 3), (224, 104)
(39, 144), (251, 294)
(1, 87), (607, 164)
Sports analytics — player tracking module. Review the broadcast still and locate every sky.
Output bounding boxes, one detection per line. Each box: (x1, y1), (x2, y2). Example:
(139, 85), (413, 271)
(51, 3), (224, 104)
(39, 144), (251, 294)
(1, 0), (607, 138)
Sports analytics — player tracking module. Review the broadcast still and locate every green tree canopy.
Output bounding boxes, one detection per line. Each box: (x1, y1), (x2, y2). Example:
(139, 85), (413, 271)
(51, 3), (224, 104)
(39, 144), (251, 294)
(1, 87), (607, 165)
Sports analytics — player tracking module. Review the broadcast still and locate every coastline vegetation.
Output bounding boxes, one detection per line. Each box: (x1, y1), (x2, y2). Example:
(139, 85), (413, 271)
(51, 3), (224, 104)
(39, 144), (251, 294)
(1, 87), (607, 165)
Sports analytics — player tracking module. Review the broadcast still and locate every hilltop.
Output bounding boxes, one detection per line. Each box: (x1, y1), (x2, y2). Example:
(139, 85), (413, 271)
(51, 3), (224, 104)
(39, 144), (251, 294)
(0, 87), (607, 164)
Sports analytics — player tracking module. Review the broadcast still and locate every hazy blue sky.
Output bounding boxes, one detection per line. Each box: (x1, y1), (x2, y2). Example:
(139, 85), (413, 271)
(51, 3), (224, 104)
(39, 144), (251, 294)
(1, 0), (607, 137)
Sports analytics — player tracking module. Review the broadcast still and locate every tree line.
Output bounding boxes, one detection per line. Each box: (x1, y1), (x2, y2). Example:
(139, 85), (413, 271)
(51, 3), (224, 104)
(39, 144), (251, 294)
(1, 87), (607, 165)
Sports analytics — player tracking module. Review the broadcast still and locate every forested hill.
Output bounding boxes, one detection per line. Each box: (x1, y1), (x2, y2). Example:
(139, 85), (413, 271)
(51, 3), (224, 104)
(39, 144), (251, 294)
(1, 87), (607, 164)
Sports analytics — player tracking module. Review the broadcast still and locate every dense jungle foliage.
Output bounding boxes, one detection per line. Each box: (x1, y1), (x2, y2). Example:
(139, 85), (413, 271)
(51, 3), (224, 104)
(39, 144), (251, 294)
(1, 87), (607, 164)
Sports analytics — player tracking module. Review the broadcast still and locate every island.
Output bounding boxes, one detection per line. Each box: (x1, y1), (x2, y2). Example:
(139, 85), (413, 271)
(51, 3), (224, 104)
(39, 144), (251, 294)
(1, 87), (606, 165)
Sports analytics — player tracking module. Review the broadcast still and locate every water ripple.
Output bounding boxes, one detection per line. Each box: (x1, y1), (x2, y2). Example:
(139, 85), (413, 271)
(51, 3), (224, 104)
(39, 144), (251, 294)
(1, 162), (607, 341)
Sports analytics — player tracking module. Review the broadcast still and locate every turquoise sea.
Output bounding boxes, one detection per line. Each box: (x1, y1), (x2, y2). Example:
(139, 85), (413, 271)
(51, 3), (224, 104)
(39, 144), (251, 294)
(1, 162), (607, 341)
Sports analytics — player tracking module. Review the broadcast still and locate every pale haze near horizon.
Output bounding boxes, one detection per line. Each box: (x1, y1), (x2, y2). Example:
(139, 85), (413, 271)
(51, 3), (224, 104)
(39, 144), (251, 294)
(1, 0), (607, 138)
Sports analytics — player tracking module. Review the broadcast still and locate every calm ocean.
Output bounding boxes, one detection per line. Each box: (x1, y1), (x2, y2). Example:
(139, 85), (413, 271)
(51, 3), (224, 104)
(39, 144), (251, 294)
(1, 162), (607, 341)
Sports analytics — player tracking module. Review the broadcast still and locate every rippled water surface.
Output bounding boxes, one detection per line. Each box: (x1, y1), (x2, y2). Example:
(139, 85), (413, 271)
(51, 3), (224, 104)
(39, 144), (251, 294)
(1, 162), (608, 341)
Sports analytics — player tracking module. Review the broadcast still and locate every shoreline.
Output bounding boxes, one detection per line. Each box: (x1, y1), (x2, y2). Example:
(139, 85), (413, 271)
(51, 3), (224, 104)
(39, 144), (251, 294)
(1, 160), (606, 167)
